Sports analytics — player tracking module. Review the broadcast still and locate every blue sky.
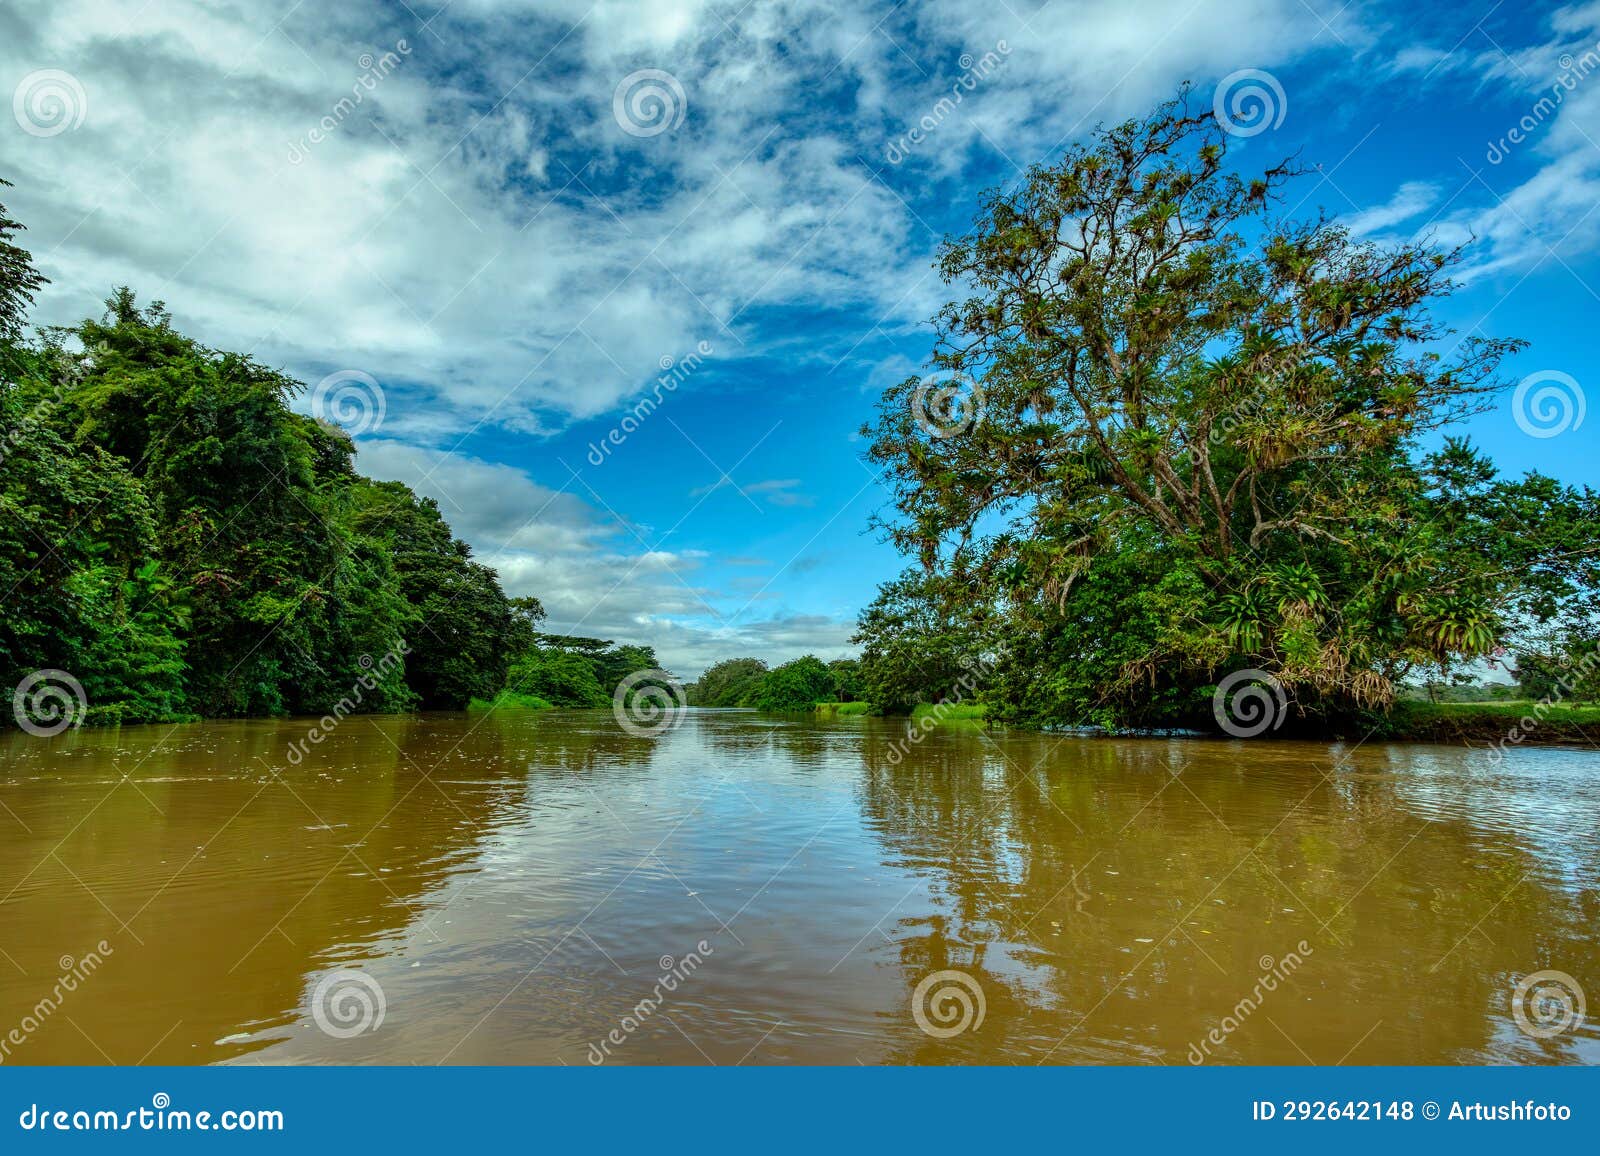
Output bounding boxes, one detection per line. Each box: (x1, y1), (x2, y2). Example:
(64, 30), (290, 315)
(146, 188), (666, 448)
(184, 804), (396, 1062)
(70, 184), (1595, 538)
(3, 0), (1596, 675)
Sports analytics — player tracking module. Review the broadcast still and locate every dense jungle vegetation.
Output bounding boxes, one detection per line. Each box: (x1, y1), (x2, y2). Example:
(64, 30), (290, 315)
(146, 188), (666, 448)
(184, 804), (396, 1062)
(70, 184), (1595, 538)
(6, 92), (1598, 736)
(0, 180), (665, 727)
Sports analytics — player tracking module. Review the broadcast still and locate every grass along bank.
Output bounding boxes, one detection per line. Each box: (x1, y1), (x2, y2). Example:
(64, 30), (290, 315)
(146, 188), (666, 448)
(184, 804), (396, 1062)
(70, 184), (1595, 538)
(1387, 699), (1600, 747)
(910, 702), (986, 722)
(815, 701), (874, 717)
(468, 690), (555, 712)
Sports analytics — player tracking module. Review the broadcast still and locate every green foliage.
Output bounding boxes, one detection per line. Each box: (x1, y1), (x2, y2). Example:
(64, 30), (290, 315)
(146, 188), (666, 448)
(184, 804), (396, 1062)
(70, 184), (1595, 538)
(1387, 698), (1600, 745)
(348, 479), (511, 709)
(507, 596), (548, 652)
(510, 635), (672, 704)
(504, 647), (610, 708)
(1, 341), (191, 724)
(858, 91), (1600, 732)
(0, 180), (46, 349)
(854, 568), (993, 714)
(911, 702), (986, 720)
(1512, 645), (1600, 705)
(468, 689), (554, 712)
(750, 654), (837, 712)
(688, 657), (769, 706)
(1398, 678), (1520, 703)
(826, 657), (865, 702)
(589, 643), (664, 695)
(689, 654), (862, 713)
(816, 700), (874, 717)
(0, 194), (531, 726)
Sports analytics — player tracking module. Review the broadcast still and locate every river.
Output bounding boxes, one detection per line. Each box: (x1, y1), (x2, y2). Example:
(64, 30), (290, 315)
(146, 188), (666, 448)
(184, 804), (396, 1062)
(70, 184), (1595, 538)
(0, 709), (1595, 1065)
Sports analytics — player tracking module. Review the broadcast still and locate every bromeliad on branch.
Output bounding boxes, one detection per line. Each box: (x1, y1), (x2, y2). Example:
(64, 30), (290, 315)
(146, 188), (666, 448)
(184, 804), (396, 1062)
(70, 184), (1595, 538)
(862, 88), (1600, 731)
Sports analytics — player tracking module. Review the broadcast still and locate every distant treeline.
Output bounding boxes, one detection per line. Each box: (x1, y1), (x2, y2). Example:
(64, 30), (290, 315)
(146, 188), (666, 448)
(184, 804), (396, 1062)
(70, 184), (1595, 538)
(483, 633), (673, 711)
(687, 656), (864, 712)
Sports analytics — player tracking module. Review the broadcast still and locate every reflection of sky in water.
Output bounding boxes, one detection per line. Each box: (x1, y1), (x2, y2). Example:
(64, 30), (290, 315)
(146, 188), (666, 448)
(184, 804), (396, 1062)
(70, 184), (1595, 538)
(1382, 744), (1600, 888)
(1481, 1013), (1599, 1067)
(5, 712), (1597, 1065)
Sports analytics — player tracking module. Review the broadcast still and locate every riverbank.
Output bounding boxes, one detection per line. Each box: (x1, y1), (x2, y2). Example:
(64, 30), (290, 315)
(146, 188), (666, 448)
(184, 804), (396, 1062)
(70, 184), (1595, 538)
(468, 690), (555, 712)
(1384, 700), (1600, 747)
(814, 701), (874, 718)
(28, 695), (1592, 748)
(813, 701), (986, 721)
(811, 697), (1599, 748)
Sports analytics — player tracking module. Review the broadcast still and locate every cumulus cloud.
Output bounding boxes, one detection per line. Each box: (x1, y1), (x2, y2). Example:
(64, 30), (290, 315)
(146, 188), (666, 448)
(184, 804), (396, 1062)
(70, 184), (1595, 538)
(354, 439), (852, 675)
(3, 0), (1422, 675)
(1376, 3), (1600, 279)
(2, 0), (1357, 442)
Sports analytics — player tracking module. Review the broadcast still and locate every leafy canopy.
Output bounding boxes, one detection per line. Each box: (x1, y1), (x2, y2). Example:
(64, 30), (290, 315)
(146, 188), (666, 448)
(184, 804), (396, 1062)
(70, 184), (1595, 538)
(862, 90), (1599, 729)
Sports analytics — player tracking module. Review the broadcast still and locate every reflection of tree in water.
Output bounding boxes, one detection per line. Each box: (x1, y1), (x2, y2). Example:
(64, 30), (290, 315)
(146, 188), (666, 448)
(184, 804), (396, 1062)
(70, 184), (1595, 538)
(0, 710), (571, 1064)
(696, 708), (852, 770)
(516, 708), (675, 778)
(852, 725), (1598, 1065)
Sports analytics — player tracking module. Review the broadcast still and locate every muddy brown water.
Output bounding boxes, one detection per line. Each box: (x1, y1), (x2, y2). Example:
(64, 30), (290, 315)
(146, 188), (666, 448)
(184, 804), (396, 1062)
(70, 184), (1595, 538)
(1, 709), (1595, 1065)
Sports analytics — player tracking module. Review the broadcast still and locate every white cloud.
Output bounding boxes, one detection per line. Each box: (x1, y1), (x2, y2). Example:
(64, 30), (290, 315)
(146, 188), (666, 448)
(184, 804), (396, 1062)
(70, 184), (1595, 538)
(1344, 180), (1440, 238)
(1378, 3), (1600, 279)
(1, 0), (1387, 674)
(3, 0), (1359, 444)
(688, 476), (814, 507)
(353, 439), (852, 675)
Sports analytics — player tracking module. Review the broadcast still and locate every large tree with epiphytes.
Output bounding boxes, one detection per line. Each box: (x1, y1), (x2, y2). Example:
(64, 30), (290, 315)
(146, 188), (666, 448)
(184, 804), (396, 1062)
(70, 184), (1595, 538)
(861, 90), (1600, 730)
